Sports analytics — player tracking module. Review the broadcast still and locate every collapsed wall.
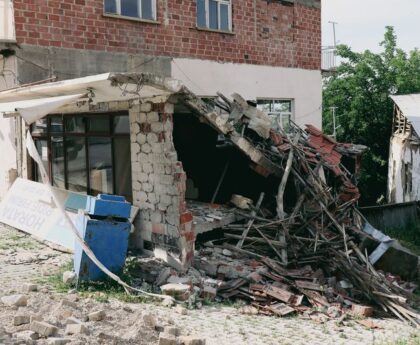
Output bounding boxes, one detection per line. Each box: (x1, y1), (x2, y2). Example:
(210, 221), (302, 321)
(129, 98), (194, 269)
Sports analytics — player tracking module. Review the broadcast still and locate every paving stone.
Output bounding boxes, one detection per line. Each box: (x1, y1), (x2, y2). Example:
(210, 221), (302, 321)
(62, 271), (76, 285)
(30, 321), (58, 337)
(1, 294), (27, 307)
(15, 330), (39, 341)
(21, 283), (38, 293)
(164, 326), (180, 336)
(178, 335), (207, 345)
(14, 315), (30, 326)
(47, 338), (72, 345)
(159, 332), (177, 345)
(65, 317), (83, 325)
(88, 310), (106, 321)
(65, 323), (89, 335)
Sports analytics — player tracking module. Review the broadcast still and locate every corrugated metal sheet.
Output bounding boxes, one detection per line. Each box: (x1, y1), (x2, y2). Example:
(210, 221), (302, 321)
(0, 0), (15, 42)
(390, 94), (420, 136)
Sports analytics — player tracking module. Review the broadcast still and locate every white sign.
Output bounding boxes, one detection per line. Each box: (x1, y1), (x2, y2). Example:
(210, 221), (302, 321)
(0, 178), (80, 252)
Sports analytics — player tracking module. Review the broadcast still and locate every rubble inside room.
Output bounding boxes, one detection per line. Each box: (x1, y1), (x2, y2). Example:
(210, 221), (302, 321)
(129, 91), (420, 327)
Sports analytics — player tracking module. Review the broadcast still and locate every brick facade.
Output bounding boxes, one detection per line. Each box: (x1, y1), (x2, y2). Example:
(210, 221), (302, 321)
(13, 0), (321, 70)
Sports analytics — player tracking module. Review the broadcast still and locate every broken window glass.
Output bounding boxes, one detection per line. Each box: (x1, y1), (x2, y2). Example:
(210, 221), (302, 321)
(51, 137), (66, 189)
(66, 137), (88, 193)
(65, 117), (85, 133)
(141, 0), (154, 20)
(257, 99), (293, 132)
(104, 0), (117, 14)
(121, 0), (138, 17)
(197, 0), (206, 28)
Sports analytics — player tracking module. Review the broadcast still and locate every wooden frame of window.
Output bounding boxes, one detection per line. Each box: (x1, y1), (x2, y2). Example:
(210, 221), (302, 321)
(104, 0), (157, 21)
(30, 112), (132, 201)
(197, 0), (232, 32)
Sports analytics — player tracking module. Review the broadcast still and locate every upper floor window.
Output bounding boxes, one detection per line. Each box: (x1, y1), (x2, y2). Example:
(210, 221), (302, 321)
(104, 0), (156, 21)
(257, 99), (293, 132)
(197, 0), (232, 32)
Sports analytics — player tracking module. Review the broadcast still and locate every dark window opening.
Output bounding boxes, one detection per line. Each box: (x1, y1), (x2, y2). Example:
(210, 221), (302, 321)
(30, 113), (132, 202)
(172, 107), (280, 209)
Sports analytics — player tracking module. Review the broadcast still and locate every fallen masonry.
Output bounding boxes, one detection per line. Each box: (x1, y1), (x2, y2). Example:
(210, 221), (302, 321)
(128, 90), (420, 327)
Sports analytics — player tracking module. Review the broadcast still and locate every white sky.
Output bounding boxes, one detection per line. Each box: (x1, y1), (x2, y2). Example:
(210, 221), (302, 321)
(322, 0), (420, 53)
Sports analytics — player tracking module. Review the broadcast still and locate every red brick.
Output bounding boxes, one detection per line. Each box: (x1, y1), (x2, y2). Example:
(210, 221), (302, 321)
(180, 212), (193, 225)
(12, 0), (321, 70)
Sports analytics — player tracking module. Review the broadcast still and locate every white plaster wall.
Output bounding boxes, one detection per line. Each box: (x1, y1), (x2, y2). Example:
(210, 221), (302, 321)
(171, 58), (322, 129)
(0, 0), (15, 41)
(387, 135), (420, 203)
(0, 55), (18, 200)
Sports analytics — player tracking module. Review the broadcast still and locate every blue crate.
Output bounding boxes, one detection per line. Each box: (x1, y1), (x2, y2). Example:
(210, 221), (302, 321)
(85, 194), (131, 218)
(74, 213), (130, 281)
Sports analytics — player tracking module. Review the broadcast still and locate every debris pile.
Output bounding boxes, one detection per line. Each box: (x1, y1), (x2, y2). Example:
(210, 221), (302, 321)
(154, 92), (420, 326)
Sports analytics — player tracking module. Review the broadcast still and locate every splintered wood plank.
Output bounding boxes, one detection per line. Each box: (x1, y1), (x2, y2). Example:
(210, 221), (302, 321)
(295, 280), (324, 292)
(264, 285), (295, 303)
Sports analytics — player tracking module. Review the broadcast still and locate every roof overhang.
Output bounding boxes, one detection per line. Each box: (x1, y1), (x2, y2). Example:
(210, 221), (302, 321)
(390, 93), (420, 136)
(0, 73), (185, 121)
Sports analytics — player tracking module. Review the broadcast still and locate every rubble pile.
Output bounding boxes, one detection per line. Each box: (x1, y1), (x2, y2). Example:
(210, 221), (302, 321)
(153, 92), (420, 326)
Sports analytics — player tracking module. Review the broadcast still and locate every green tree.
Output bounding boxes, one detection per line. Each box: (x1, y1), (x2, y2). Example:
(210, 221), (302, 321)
(323, 26), (420, 205)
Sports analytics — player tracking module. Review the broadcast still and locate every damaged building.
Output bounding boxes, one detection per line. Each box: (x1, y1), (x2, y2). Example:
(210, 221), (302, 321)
(388, 94), (420, 203)
(0, 0), (322, 201)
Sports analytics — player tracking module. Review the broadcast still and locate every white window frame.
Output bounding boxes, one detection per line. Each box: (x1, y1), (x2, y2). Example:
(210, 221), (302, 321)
(104, 0), (157, 21)
(198, 0), (232, 32)
(256, 99), (294, 132)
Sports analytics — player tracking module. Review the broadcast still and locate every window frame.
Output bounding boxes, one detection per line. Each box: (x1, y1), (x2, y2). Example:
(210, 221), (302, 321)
(104, 0), (157, 22)
(197, 0), (232, 33)
(256, 98), (294, 132)
(30, 112), (132, 201)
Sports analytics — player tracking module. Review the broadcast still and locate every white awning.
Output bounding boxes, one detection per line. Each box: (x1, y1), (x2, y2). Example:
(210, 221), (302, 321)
(391, 94), (420, 135)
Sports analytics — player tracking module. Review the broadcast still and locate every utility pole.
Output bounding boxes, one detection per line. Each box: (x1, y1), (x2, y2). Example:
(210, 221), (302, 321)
(328, 21), (338, 48)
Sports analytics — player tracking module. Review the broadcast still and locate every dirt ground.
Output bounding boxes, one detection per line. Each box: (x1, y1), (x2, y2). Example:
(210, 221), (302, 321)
(0, 224), (419, 345)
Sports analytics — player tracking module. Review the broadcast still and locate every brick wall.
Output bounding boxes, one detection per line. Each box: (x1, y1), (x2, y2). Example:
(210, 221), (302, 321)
(129, 98), (194, 267)
(13, 0), (321, 70)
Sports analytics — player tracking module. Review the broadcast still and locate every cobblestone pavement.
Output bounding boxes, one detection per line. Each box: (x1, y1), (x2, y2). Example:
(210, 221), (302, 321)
(0, 224), (419, 345)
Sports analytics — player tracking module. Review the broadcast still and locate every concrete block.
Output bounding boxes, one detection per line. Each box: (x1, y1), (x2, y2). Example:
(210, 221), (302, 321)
(14, 315), (31, 326)
(48, 338), (72, 345)
(65, 317), (83, 325)
(137, 132), (147, 144)
(147, 192), (157, 204)
(147, 111), (159, 123)
(137, 112), (147, 123)
(30, 321), (58, 337)
(142, 163), (153, 174)
(1, 294), (27, 307)
(88, 310), (106, 321)
(140, 102), (152, 112)
(164, 326), (180, 336)
(65, 323), (89, 335)
(59, 299), (78, 309)
(151, 122), (164, 132)
(159, 333), (177, 345)
(141, 143), (152, 153)
(147, 133), (159, 144)
(21, 283), (38, 293)
(15, 330), (39, 341)
(62, 271), (77, 285)
(160, 284), (190, 301)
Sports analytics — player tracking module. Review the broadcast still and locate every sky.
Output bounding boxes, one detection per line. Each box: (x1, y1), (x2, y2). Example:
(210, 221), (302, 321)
(322, 0), (420, 53)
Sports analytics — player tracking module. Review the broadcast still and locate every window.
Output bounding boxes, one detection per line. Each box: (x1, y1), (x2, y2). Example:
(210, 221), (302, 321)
(104, 0), (156, 21)
(257, 99), (293, 132)
(30, 113), (132, 202)
(197, 0), (232, 32)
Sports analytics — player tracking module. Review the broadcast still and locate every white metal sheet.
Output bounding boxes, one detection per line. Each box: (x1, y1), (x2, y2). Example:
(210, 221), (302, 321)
(391, 94), (420, 135)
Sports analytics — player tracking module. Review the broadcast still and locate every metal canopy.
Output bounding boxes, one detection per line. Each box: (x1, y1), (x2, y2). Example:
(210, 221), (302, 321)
(391, 93), (420, 135)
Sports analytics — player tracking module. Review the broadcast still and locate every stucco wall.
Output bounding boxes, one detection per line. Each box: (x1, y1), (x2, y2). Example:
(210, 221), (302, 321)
(388, 135), (420, 203)
(172, 58), (322, 129)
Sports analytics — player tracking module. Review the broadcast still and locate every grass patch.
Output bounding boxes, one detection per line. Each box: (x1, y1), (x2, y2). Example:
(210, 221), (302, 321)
(383, 223), (420, 256)
(39, 258), (159, 304)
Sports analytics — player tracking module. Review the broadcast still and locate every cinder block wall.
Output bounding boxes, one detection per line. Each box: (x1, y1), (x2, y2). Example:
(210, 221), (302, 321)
(129, 98), (194, 267)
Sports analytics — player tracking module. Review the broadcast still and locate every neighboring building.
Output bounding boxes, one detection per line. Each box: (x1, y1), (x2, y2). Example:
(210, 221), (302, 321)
(388, 94), (420, 203)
